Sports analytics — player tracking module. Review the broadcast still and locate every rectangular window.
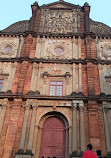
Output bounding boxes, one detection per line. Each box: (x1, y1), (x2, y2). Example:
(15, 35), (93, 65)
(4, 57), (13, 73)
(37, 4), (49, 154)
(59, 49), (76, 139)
(0, 79), (3, 91)
(50, 81), (63, 96)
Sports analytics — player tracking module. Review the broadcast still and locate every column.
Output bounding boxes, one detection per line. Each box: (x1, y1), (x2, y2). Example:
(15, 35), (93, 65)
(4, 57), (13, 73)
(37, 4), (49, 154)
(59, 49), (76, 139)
(18, 106), (29, 152)
(27, 107), (36, 153)
(72, 101), (77, 153)
(72, 63), (75, 92)
(72, 36), (76, 58)
(36, 62), (42, 91)
(0, 105), (6, 137)
(30, 63), (38, 91)
(41, 36), (45, 58)
(0, 99), (7, 137)
(6, 62), (17, 91)
(72, 64), (78, 92)
(79, 63), (82, 92)
(103, 101), (111, 156)
(78, 36), (81, 59)
(80, 101), (86, 154)
(69, 126), (72, 154)
(65, 127), (69, 158)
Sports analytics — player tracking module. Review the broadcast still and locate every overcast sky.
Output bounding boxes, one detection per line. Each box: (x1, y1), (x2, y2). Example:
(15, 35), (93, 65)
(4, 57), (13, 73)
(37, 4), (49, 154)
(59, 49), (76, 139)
(0, 0), (111, 30)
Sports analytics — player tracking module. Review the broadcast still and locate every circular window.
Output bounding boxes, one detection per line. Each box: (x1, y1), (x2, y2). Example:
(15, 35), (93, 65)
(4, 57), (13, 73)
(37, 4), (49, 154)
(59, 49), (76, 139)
(106, 49), (111, 56)
(54, 47), (63, 55)
(4, 46), (12, 53)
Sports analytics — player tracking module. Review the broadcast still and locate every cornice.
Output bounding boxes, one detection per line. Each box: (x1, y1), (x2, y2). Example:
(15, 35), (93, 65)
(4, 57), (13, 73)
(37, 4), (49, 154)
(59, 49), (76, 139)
(0, 91), (111, 102)
(1, 31), (111, 39)
(0, 57), (111, 65)
(40, 0), (81, 9)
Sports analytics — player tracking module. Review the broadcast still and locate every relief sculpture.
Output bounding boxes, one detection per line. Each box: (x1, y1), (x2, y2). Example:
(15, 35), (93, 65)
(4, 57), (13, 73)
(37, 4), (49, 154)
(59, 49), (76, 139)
(40, 9), (76, 33)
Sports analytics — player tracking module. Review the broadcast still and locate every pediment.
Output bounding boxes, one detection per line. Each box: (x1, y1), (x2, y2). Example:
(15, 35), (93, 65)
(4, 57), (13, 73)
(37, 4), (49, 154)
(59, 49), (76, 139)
(40, 0), (81, 9)
(50, 4), (71, 8)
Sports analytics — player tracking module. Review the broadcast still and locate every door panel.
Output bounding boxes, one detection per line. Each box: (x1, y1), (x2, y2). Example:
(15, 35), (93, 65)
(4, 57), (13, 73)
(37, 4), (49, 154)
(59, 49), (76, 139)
(39, 117), (65, 158)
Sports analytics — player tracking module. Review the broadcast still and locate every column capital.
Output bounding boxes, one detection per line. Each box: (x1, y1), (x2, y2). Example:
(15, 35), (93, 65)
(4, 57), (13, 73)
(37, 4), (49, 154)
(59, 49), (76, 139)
(103, 107), (109, 113)
(33, 62), (38, 69)
(72, 100), (84, 110)
(72, 100), (83, 104)
(102, 101), (109, 113)
(102, 101), (107, 107)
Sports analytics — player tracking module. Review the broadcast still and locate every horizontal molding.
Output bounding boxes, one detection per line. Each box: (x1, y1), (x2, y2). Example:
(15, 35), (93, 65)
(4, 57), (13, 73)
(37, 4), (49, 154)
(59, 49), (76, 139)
(0, 91), (111, 101)
(0, 31), (111, 38)
(0, 57), (111, 65)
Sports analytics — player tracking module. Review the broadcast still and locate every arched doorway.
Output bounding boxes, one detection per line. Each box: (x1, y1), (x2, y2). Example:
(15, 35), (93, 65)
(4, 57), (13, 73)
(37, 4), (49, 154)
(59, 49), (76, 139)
(39, 116), (66, 158)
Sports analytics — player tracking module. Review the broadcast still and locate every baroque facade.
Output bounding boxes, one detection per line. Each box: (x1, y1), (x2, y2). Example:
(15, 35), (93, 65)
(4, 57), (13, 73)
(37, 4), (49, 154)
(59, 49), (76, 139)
(0, 0), (111, 158)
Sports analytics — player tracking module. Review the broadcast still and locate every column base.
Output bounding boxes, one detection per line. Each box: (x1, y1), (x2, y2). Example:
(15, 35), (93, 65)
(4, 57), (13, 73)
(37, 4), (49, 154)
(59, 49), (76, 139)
(107, 152), (111, 158)
(70, 151), (81, 158)
(16, 155), (32, 158)
(15, 149), (33, 158)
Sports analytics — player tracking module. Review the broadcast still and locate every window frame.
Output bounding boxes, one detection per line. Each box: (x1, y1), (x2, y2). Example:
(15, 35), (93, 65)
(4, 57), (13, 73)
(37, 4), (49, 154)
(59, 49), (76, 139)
(54, 47), (63, 55)
(0, 79), (4, 91)
(4, 45), (12, 54)
(49, 81), (63, 96)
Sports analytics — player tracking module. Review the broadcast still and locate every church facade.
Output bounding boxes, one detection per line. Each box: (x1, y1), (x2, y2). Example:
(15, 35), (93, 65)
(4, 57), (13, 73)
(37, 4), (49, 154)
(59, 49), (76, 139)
(0, 0), (111, 158)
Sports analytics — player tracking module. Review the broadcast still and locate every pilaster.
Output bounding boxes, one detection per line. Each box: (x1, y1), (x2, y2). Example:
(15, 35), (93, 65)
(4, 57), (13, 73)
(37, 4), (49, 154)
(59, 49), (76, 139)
(103, 101), (111, 157)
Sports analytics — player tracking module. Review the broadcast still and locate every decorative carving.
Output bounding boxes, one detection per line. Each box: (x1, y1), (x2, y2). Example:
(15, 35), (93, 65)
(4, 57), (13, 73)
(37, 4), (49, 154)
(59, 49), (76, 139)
(40, 9), (77, 34)
(26, 91), (40, 96)
(42, 71), (71, 78)
(51, 64), (62, 74)
(0, 40), (17, 56)
(66, 76), (70, 85)
(0, 64), (10, 76)
(43, 76), (47, 84)
(99, 43), (111, 60)
(47, 39), (71, 59)
(53, 105), (56, 110)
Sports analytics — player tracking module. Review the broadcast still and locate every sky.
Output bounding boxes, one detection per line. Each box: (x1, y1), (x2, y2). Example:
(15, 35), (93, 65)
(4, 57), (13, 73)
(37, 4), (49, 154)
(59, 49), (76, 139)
(0, 0), (111, 31)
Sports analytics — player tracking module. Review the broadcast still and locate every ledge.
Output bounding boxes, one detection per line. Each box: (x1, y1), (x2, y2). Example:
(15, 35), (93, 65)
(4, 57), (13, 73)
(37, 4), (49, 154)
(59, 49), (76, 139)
(0, 57), (111, 65)
(16, 149), (33, 156)
(0, 91), (111, 102)
(0, 31), (111, 38)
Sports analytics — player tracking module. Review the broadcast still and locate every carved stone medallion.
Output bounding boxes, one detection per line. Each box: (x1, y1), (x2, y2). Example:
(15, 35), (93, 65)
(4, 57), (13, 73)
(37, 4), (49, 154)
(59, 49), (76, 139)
(0, 41), (17, 56)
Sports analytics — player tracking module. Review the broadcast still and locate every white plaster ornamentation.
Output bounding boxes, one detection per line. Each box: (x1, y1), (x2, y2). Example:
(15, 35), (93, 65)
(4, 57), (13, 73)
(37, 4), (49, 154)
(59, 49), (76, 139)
(99, 43), (111, 60)
(0, 41), (17, 57)
(47, 40), (71, 59)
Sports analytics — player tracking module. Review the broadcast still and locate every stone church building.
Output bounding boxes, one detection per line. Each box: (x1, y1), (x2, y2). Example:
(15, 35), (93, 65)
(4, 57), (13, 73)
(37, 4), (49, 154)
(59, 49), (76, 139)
(0, 0), (111, 158)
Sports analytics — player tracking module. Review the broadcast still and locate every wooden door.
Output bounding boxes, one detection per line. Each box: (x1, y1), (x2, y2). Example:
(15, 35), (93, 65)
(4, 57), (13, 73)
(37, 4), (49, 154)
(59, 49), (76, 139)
(39, 117), (66, 158)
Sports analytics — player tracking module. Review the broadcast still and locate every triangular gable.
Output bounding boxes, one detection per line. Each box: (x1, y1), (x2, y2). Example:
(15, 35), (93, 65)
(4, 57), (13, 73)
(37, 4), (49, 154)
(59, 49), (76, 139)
(40, 0), (81, 9)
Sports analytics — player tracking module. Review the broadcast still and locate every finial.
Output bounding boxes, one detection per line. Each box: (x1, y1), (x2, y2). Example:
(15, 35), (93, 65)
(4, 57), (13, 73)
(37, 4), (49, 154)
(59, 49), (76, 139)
(33, 1), (38, 5)
(84, 2), (89, 7)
